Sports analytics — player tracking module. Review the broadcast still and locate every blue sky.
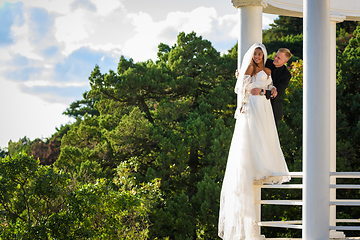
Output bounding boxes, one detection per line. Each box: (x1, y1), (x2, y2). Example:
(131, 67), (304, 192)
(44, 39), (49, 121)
(0, 0), (278, 148)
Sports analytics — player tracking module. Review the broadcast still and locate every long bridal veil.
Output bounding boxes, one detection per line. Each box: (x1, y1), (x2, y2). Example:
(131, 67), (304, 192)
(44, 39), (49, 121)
(218, 111), (259, 239)
(218, 43), (268, 240)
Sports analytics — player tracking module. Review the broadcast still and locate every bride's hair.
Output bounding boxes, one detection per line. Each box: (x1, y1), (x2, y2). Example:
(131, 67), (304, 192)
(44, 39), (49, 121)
(250, 47), (264, 76)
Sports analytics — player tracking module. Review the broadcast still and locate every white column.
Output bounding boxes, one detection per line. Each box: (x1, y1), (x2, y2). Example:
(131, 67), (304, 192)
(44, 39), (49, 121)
(329, 14), (346, 240)
(232, 1), (265, 68)
(303, 0), (331, 239)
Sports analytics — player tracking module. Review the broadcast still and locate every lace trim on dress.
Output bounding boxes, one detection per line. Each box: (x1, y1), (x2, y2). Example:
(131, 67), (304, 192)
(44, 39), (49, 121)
(238, 75), (252, 114)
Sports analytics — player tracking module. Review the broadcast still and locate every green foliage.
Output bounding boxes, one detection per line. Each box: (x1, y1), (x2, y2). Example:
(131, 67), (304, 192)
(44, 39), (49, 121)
(63, 90), (100, 119)
(281, 60), (303, 171)
(0, 147), (6, 158)
(336, 21), (360, 51)
(263, 16), (359, 59)
(335, 26), (360, 237)
(3, 123), (72, 166)
(7, 136), (32, 156)
(265, 34), (302, 62)
(0, 152), (70, 239)
(264, 16), (303, 39)
(263, 16), (303, 59)
(337, 26), (360, 152)
(0, 152), (160, 239)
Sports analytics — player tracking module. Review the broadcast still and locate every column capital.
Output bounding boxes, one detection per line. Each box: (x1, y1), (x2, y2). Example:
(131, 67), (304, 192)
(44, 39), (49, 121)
(330, 12), (346, 23)
(232, 0), (267, 9)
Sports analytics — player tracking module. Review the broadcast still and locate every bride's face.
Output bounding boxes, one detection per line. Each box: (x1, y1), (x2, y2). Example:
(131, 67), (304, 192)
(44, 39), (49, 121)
(253, 48), (264, 65)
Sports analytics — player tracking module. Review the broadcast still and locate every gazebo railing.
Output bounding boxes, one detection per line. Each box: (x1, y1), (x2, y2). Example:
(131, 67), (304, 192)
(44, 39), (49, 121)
(253, 172), (360, 237)
(329, 172), (360, 232)
(253, 172), (303, 232)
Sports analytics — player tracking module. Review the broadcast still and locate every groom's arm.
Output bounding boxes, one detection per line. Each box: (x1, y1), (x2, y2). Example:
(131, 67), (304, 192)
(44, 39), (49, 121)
(275, 71), (291, 98)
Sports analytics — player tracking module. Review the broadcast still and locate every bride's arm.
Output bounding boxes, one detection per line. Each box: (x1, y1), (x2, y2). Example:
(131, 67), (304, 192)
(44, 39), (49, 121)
(265, 75), (278, 98)
(265, 68), (273, 90)
(239, 75), (252, 112)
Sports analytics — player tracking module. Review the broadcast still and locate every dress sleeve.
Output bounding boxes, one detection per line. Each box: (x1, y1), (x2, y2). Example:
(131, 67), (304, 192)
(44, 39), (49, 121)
(235, 75), (252, 117)
(245, 74), (274, 91)
(265, 75), (275, 90)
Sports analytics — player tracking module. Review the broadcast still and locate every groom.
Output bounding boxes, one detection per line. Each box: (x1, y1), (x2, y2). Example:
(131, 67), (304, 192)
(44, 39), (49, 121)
(251, 48), (292, 128)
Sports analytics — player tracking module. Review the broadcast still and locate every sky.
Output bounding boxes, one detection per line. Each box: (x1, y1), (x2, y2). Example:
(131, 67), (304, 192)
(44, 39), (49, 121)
(0, 0), (278, 149)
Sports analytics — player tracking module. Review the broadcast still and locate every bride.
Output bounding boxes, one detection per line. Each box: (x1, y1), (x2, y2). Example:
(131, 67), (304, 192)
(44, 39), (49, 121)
(218, 43), (291, 240)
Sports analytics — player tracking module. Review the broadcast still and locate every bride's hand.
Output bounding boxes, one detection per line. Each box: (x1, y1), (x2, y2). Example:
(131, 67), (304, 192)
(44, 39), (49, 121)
(235, 69), (239, 79)
(251, 88), (261, 95)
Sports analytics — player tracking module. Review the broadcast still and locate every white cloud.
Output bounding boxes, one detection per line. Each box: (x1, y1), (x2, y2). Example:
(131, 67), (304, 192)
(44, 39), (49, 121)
(90, 0), (123, 15)
(162, 7), (217, 36)
(54, 1), (128, 56)
(10, 39), (44, 61)
(0, 77), (72, 148)
(217, 13), (239, 39)
(87, 43), (123, 58)
(122, 12), (158, 61)
(10, 12), (44, 60)
(23, 80), (88, 87)
(4, 0), (73, 15)
(0, 49), (12, 61)
(122, 6), (239, 62)
(55, 9), (92, 55)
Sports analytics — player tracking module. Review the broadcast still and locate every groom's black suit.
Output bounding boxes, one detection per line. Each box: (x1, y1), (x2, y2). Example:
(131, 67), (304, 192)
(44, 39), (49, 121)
(265, 59), (291, 128)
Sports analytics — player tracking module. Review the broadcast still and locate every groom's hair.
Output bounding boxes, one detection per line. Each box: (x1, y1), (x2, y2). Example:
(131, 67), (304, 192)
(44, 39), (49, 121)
(278, 48), (292, 60)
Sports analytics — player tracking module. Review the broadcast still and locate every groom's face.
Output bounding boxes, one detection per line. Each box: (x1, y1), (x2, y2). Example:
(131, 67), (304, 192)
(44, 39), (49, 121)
(273, 52), (288, 68)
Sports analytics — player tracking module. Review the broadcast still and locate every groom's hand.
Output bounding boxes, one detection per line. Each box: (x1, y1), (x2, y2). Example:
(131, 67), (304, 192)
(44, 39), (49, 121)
(271, 88), (278, 98)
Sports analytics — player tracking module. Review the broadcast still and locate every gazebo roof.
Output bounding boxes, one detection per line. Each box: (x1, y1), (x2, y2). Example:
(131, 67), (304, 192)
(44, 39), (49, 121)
(232, 0), (360, 21)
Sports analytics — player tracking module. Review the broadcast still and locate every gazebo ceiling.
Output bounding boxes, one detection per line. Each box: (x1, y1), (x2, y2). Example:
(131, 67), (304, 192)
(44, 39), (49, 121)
(232, 0), (360, 21)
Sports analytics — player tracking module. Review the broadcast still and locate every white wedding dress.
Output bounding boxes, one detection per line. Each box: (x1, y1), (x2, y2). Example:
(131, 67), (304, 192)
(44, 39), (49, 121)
(218, 70), (291, 240)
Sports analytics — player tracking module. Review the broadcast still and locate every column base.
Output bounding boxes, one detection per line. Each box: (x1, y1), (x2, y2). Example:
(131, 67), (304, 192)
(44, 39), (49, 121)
(330, 230), (346, 239)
